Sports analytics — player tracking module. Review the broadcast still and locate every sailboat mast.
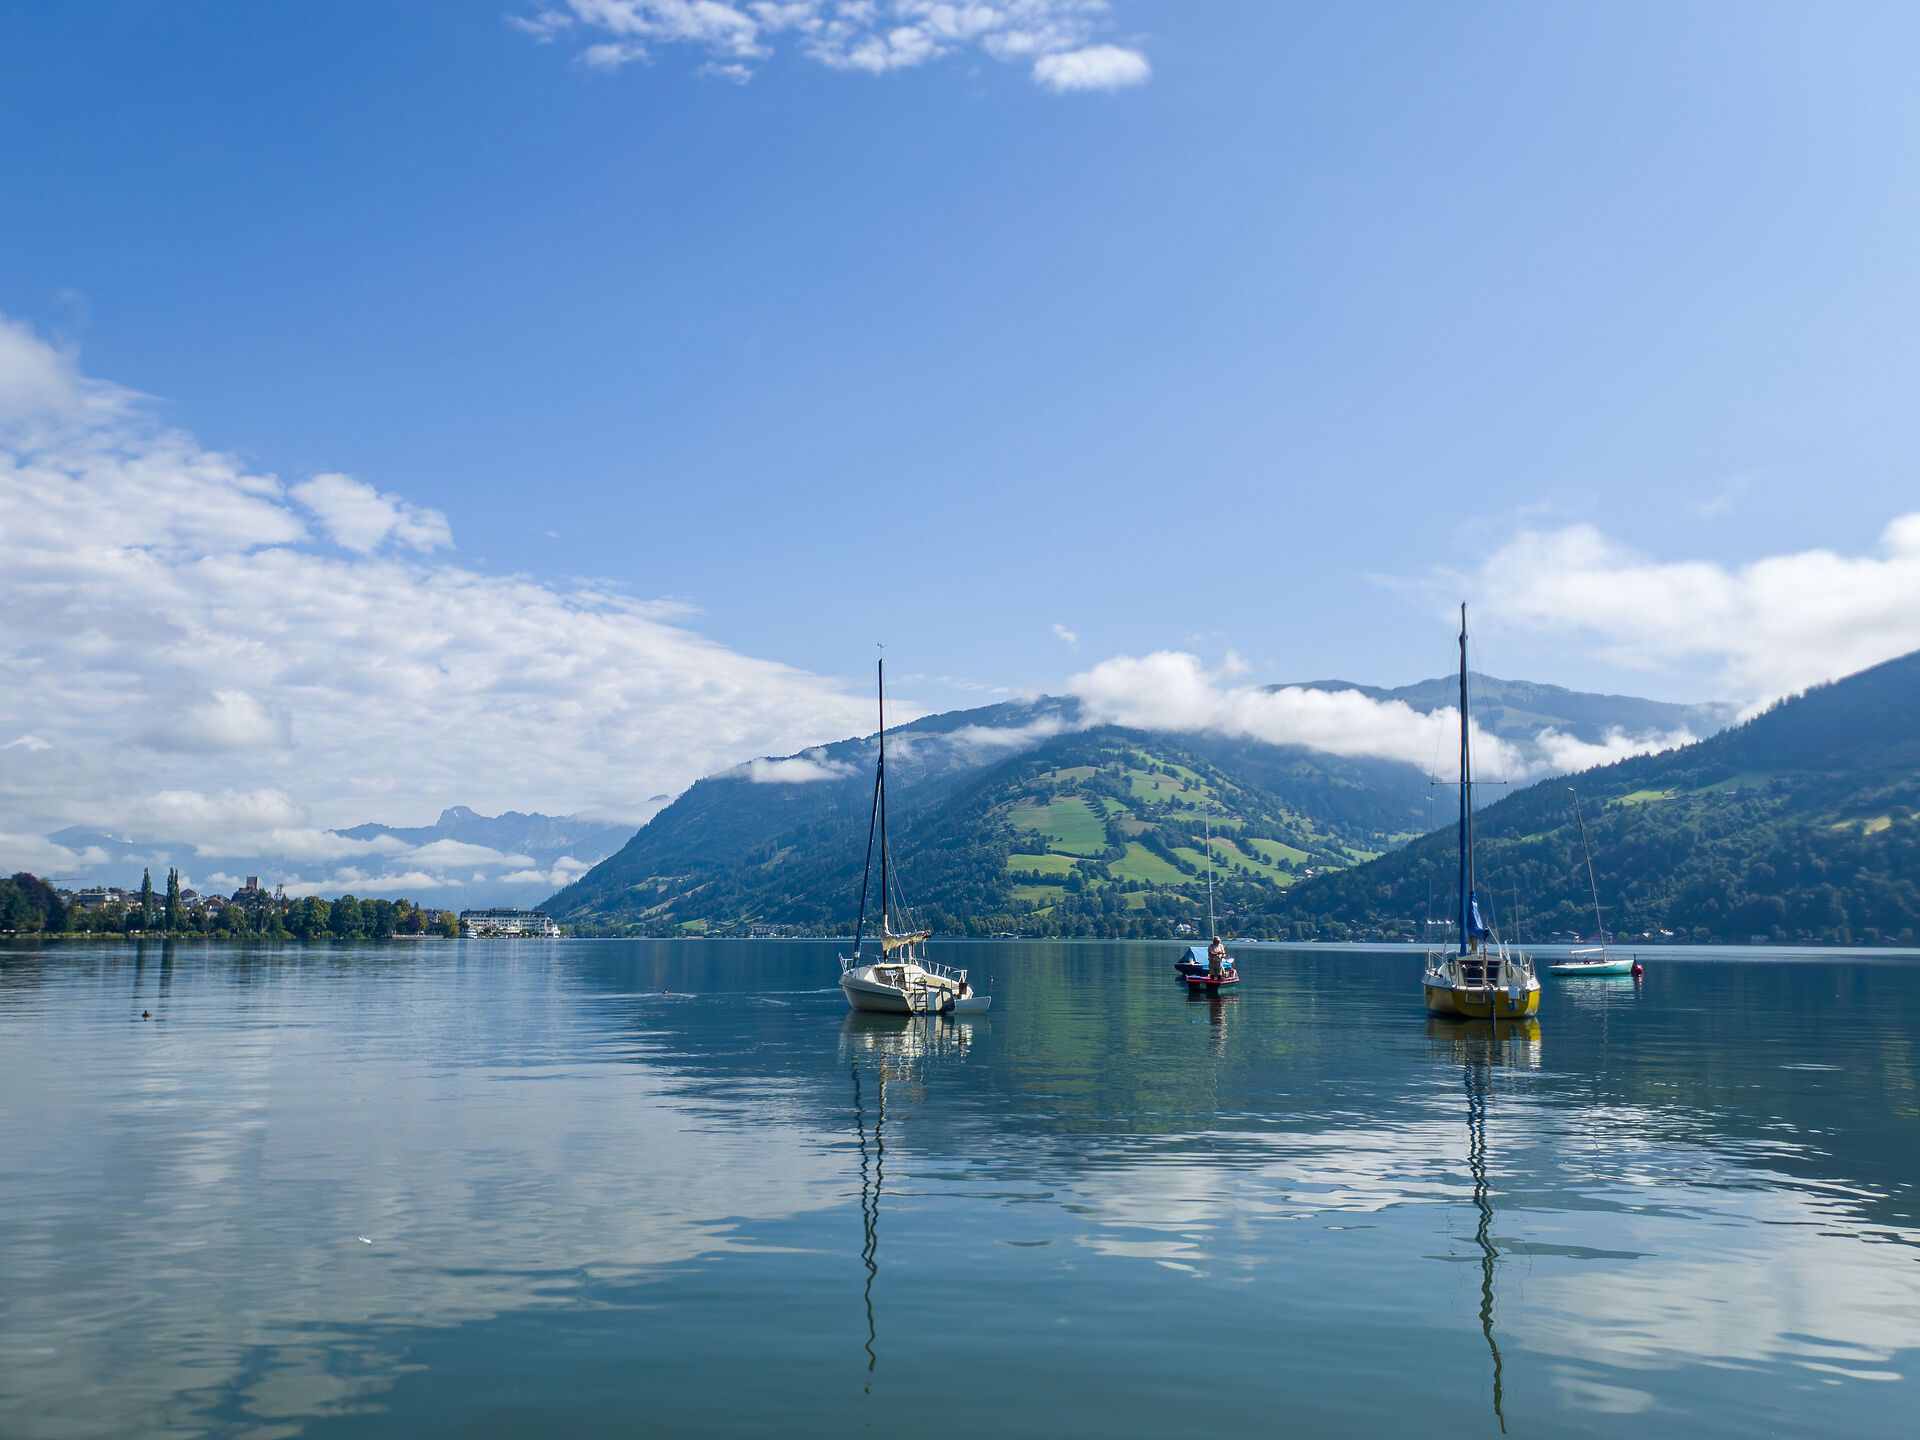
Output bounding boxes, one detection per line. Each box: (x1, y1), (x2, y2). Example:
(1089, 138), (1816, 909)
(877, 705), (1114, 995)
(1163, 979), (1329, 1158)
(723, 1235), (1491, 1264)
(1205, 807), (1216, 938)
(1569, 787), (1607, 957)
(1459, 603), (1476, 957)
(877, 658), (888, 941)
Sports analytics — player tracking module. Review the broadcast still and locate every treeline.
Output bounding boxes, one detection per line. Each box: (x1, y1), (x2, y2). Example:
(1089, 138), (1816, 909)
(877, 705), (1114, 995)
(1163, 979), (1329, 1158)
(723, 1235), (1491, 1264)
(0, 870), (459, 940)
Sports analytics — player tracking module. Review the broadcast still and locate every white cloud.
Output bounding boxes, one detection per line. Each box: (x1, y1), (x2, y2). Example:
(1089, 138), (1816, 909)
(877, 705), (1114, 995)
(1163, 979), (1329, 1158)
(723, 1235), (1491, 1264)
(0, 314), (878, 866)
(1052, 622), (1079, 650)
(1069, 650), (1521, 774)
(498, 856), (596, 888)
(0, 831), (108, 871)
(946, 714), (1071, 751)
(1458, 516), (1920, 703)
(1067, 653), (1706, 780)
(290, 472), (452, 554)
(3, 735), (51, 752)
(1534, 725), (1697, 773)
(744, 754), (855, 783)
(515, 1), (1149, 89)
(1031, 42), (1149, 91)
(142, 690), (291, 754)
(408, 838), (536, 867)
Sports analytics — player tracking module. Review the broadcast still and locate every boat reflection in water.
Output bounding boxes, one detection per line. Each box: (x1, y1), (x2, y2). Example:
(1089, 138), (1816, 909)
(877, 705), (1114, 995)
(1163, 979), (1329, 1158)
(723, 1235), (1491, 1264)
(842, 1013), (980, 1388)
(1428, 1017), (1541, 1434)
(1189, 987), (1235, 1056)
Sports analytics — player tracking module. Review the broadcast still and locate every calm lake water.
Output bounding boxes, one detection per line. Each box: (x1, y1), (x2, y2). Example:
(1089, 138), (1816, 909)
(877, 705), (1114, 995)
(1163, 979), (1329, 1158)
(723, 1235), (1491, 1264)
(3, 939), (1918, 1438)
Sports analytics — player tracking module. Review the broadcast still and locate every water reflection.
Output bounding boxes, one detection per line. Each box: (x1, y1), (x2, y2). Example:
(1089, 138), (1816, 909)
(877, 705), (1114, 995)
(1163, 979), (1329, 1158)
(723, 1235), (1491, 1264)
(3, 941), (1918, 1440)
(842, 1014), (978, 1386)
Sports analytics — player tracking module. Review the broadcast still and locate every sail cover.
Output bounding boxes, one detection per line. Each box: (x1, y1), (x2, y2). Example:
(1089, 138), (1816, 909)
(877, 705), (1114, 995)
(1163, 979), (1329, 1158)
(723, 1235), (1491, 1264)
(1466, 891), (1492, 939)
(880, 929), (931, 952)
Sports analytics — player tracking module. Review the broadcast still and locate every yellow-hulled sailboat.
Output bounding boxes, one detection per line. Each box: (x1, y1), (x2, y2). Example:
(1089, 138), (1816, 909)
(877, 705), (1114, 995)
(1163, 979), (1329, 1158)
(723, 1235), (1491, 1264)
(1423, 605), (1541, 1020)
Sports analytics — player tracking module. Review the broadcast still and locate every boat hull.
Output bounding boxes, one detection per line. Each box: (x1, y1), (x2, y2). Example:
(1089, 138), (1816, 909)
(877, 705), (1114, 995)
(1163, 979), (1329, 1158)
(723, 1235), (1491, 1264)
(840, 969), (990, 1014)
(841, 976), (917, 1013)
(1547, 960), (1634, 977)
(1424, 982), (1541, 1019)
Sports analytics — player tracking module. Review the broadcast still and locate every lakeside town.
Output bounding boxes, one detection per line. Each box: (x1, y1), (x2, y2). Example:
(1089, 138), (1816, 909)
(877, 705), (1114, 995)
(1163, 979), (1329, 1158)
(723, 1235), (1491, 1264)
(0, 869), (560, 939)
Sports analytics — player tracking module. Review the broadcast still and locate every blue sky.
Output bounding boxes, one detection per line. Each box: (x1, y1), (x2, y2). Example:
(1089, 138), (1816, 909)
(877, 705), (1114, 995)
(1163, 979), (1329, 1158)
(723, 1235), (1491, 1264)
(6, 2), (1920, 883)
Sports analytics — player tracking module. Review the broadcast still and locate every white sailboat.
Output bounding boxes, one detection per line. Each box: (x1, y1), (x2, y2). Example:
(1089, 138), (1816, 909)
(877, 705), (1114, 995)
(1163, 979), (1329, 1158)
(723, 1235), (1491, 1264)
(838, 659), (990, 1015)
(1423, 605), (1542, 1019)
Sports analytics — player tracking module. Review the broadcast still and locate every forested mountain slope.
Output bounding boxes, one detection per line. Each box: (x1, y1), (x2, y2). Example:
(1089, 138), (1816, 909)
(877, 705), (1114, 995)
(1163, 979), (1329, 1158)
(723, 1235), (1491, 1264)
(546, 721), (1397, 937)
(544, 667), (1827, 940)
(1275, 650), (1920, 945)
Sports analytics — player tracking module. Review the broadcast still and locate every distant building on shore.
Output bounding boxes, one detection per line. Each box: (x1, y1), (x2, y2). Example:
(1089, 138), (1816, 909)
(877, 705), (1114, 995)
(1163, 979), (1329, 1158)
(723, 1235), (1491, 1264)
(459, 907), (561, 938)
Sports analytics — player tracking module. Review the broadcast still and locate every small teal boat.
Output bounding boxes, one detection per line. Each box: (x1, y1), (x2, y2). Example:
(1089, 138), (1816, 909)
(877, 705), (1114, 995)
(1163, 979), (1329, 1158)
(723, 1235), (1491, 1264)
(1548, 789), (1641, 980)
(1547, 947), (1634, 977)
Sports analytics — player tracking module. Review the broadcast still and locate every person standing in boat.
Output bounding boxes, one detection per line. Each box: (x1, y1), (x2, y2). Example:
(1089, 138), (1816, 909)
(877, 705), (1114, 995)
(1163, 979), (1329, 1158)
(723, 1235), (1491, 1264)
(1207, 935), (1227, 979)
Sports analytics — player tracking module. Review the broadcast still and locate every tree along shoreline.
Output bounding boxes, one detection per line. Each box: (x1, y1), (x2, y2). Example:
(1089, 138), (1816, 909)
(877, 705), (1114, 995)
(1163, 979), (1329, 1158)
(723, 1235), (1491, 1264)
(0, 870), (460, 940)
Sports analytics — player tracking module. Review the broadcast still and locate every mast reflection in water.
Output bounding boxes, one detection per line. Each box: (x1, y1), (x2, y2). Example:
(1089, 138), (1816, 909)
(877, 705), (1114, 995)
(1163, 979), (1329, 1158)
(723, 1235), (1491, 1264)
(1431, 1017), (1542, 1434)
(843, 1013), (978, 1391)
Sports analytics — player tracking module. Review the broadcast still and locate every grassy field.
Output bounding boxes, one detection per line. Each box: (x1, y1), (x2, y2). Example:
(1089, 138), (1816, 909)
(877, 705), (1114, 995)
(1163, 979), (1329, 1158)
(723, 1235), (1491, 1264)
(1243, 836), (1309, 867)
(1009, 797), (1109, 856)
(1212, 836), (1288, 877)
(1108, 842), (1190, 885)
(1006, 852), (1077, 876)
(1126, 769), (1208, 803)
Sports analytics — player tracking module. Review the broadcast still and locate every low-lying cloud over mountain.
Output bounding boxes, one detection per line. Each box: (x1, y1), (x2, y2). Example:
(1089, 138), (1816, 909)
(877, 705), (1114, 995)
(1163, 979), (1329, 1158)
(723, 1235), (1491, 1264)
(1066, 651), (1707, 780)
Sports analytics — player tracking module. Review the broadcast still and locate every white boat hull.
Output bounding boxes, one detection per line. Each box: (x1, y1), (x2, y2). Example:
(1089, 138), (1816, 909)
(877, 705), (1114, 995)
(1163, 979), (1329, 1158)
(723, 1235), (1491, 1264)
(841, 974), (916, 1012)
(840, 961), (989, 1014)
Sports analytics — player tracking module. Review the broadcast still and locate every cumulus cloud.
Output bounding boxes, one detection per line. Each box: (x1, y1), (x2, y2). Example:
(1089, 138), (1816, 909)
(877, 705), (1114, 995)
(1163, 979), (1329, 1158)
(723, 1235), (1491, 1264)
(1053, 622), (1079, 650)
(141, 690), (291, 754)
(0, 314), (878, 867)
(1458, 517), (1920, 703)
(0, 831), (109, 871)
(1031, 42), (1149, 91)
(514, 1), (1150, 89)
(290, 473), (452, 554)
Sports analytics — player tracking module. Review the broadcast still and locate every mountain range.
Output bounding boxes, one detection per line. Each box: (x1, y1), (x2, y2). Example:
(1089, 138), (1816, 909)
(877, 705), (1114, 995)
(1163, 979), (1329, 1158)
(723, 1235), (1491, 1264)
(544, 672), (1775, 939)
